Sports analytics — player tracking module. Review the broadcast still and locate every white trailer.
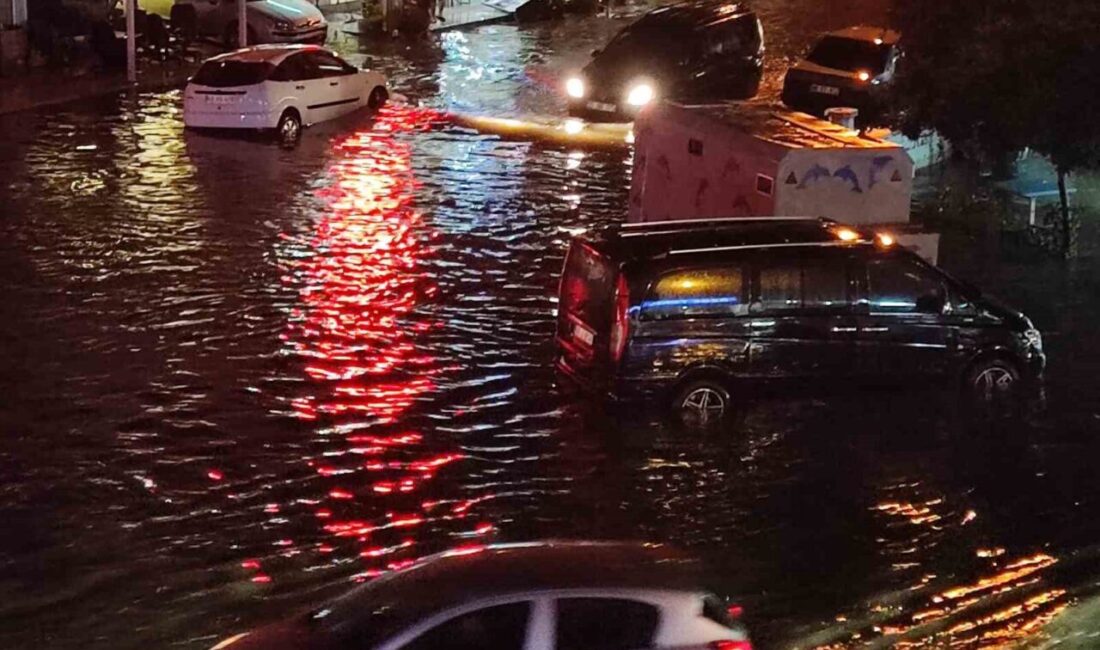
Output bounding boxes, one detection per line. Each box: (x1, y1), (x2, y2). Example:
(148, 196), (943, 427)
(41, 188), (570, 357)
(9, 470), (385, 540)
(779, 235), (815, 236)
(629, 102), (915, 226)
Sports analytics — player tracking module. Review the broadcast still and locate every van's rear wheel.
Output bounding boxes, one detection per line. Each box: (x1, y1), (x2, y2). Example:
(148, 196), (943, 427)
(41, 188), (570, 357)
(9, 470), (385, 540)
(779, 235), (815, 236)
(674, 379), (732, 429)
(963, 358), (1021, 421)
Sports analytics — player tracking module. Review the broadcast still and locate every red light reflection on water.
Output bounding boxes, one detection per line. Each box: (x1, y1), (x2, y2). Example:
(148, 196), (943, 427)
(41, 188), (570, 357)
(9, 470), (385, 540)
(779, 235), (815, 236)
(258, 106), (498, 585)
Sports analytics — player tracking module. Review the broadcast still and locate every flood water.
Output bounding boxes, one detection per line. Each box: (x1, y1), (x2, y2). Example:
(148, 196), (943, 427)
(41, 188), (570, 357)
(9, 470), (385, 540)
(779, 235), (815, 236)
(2, 2), (1100, 648)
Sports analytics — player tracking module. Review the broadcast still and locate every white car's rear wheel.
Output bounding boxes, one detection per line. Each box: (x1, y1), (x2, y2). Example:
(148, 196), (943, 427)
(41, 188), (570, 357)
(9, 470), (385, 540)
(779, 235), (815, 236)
(368, 86), (389, 110)
(277, 109), (302, 143)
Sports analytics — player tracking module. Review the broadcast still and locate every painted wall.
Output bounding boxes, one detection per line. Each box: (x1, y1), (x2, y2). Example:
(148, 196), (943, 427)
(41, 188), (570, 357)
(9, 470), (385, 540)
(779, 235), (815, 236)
(629, 102), (914, 225)
(775, 148), (912, 224)
(629, 104), (781, 222)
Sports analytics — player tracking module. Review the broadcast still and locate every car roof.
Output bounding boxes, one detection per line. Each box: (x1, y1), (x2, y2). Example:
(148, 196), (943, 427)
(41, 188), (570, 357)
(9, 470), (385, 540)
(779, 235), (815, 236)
(583, 217), (875, 264)
(320, 541), (705, 626)
(823, 25), (901, 46)
(206, 44), (327, 65)
(386, 540), (702, 593)
(641, 0), (756, 30)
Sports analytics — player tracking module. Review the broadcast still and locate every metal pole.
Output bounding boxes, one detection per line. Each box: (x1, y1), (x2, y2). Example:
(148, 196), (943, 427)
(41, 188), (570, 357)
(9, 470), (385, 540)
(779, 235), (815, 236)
(126, 0), (136, 82)
(239, 0), (248, 47)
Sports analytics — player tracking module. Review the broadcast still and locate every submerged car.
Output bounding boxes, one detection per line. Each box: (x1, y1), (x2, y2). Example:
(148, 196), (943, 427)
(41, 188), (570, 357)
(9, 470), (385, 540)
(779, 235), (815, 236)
(208, 541), (753, 650)
(556, 218), (1045, 427)
(174, 0), (327, 48)
(781, 26), (900, 118)
(565, 1), (764, 122)
(183, 45), (388, 140)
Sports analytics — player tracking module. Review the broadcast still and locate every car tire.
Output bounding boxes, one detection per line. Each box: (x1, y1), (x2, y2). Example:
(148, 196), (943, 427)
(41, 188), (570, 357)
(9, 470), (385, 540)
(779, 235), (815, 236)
(673, 379), (733, 429)
(276, 109), (302, 144)
(963, 357), (1022, 421)
(368, 86), (389, 110)
(224, 23), (257, 50)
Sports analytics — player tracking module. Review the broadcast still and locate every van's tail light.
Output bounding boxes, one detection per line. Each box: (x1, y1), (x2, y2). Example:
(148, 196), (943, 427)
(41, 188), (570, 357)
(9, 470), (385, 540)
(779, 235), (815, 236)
(608, 273), (630, 363)
(710, 641), (752, 650)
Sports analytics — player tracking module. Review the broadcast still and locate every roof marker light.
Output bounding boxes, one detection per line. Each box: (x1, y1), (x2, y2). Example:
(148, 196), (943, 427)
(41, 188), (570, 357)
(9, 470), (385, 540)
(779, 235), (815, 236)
(876, 232), (896, 247)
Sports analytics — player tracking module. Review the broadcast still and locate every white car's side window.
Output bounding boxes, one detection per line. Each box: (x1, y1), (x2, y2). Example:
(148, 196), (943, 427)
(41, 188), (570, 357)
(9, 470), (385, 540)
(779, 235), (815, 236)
(554, 598), (660, 650)
(398, 601), (532, 650)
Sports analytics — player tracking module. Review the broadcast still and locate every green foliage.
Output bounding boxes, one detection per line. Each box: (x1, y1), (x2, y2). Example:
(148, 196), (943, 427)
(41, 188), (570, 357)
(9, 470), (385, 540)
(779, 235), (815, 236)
(890, 0), (1100, 256)
(890, 0), (1100, 175)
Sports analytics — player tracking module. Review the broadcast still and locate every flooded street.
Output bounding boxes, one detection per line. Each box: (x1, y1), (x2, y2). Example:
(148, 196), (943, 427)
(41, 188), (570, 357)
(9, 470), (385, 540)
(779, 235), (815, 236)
(2, 1), (1100, 648)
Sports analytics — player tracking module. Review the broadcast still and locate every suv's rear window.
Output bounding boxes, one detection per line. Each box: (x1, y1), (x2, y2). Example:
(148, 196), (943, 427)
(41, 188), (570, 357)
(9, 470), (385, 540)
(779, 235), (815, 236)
(807, 36), (891, 73)
(560, 242), (615, 328)
(643, 267), (746, 320)
(192, 60), (275, 87)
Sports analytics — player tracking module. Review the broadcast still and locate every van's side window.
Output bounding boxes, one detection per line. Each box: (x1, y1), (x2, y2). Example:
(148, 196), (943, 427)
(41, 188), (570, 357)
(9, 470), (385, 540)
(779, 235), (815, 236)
(868, 257), (946, 314)
(759, 265), (800, 312)
(642, 267), (746, 320)
(755, 258), (851, 313)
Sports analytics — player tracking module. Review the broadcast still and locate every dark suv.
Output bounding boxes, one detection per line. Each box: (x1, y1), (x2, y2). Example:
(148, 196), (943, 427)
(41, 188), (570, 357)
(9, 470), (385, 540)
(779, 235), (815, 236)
(555, 218), (1045, 427)
(565, 1), (764, 122)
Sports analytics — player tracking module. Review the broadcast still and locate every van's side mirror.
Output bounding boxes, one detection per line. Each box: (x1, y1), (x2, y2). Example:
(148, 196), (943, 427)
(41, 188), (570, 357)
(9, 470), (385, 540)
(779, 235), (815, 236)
(916, 293), (945, 314)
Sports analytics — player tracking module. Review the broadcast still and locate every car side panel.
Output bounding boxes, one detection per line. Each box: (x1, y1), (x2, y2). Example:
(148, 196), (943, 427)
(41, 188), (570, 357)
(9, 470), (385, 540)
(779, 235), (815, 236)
(625, 317), (753, 387)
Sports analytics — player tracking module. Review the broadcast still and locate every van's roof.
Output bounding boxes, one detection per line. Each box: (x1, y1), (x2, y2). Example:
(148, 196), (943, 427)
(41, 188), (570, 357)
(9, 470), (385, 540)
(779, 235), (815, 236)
(643, 0), (755, 30)
(825, 25), (901, 46)
(582, 217), (874, 263)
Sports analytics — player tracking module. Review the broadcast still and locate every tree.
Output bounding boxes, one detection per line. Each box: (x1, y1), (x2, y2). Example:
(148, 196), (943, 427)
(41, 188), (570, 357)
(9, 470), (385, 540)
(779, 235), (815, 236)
(889, 0), (1100, 257)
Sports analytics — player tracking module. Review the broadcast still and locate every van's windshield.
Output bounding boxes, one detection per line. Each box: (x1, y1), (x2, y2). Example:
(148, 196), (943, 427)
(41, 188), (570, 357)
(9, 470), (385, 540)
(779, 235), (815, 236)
(807, 36), (891, 73)
(601, 16), (694, 61)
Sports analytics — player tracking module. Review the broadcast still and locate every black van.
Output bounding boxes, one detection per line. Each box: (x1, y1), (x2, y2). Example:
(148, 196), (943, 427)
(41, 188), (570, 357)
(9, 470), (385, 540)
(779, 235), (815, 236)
(565, 1), (764, 122)
(555, 218), (1045, 427)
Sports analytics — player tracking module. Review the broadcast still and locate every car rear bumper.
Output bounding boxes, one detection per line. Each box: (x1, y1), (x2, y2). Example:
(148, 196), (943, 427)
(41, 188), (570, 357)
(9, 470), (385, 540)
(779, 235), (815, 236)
(183, 107), (279, 130)
(781, 81), (874, 116)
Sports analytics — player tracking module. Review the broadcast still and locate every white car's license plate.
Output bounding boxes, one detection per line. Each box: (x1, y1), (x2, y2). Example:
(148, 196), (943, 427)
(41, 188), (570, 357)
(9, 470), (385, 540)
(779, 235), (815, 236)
(206, 95), (239, 104)
(586, 101), (616, 113)
(810, 84), (840, 96)
(573, 325), (595, 346)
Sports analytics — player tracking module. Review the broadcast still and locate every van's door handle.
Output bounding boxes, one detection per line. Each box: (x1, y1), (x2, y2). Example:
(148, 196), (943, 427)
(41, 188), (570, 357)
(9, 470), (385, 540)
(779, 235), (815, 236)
(862, 327), (890, 333)
(329, 81), (339, 86)
(295, 85), (305, 90)
(831, 326), (857, 333)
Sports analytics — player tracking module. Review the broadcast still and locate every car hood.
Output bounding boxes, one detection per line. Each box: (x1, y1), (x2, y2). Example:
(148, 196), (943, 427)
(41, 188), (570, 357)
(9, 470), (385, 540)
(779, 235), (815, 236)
(212, 619), (332, 650)
(788, 59), (865, 83)
(978, 293), (1032, 331)
(249, 0), (325, 26)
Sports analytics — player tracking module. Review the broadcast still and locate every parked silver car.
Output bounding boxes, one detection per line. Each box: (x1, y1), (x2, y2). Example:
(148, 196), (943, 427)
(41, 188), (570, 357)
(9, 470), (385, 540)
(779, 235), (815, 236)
(174, 0), (327, 48)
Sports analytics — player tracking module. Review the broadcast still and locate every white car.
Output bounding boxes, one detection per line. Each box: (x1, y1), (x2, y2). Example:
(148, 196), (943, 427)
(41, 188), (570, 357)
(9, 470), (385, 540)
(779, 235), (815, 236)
(183, 45), (388, 140)
(208, 541), (754, 650)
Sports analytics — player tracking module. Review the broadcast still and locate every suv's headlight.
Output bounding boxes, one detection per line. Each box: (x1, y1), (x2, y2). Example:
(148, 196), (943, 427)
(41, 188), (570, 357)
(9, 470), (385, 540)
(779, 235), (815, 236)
(1024, 328), (1042, 352)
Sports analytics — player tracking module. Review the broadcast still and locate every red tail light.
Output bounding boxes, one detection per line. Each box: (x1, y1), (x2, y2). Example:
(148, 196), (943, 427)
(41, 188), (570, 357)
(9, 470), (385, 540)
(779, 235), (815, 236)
(608, 273), (630, 363)
(710, 642), (752, 650)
